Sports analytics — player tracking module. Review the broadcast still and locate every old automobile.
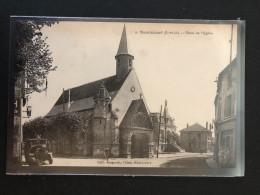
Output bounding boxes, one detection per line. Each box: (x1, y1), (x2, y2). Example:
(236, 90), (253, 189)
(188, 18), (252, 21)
(24, 138), (53, 165)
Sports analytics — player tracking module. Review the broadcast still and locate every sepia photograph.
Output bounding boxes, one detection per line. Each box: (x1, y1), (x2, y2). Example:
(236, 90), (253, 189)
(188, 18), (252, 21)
(7, 17), (245, 176)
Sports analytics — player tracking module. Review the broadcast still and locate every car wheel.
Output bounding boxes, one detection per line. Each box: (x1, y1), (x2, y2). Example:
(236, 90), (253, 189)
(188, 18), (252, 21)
(48, 156), (53, 164)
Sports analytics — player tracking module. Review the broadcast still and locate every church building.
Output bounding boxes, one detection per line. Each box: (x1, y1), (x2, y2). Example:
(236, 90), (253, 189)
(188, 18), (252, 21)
(46, 26), (155, 158)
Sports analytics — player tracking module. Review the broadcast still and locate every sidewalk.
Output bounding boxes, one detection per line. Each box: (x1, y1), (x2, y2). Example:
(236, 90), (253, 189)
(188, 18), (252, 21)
(206, 157), (218, 168)
(22, 152), (214, 168)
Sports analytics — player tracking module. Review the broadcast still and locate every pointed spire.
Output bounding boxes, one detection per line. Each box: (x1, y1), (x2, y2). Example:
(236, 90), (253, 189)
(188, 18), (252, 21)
(164, 100), (170, 123)
(117, 25), (129, 56)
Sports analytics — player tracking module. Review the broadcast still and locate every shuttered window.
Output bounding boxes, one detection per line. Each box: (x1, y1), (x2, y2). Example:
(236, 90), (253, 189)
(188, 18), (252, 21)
(224, 95), (232, 118)
(231, 93), (235, 116)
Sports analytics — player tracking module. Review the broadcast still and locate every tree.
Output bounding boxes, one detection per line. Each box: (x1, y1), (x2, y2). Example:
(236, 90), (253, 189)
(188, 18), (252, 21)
(49, 112), (85, 156)
(11, 20), (58, 165)
(166, 131), (175, 145)
(23, 112), (86, 156)
(175, 133), (180, 146)
(165, 131), (181, 152)
(23, 116), (49, 139)
(15, 20), (57, 94)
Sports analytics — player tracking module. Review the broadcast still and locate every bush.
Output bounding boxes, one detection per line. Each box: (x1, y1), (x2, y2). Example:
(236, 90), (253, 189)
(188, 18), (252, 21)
(165, 144), (180, 152)
(23, 112), (86, 141)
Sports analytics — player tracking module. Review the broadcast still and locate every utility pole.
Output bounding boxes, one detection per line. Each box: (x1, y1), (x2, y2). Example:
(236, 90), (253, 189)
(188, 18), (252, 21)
(68, 88), (71, 109)
(13, 83), (23, 165)
(164, 118), (167, 152)
(163, 100), (169, 153)
(63, 88), (65, 112)
(230, 24), (234, 63)
(157, 105), (162, 158)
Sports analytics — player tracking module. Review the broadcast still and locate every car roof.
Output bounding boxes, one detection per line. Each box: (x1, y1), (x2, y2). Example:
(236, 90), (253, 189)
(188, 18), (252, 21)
(28, 139), (47, 141)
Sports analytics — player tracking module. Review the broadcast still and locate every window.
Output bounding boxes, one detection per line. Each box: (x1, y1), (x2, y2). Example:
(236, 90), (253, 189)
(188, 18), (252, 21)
(226, 136), (231, 149)
(129, 59), (132, 67)
(117, 59), (120, 66)
(217, 105), (221, 120)
(224, 95), (232, 117)
(227, 73), (232, 89)
(230, 137), (233, 149)
(197, 133), (201, 140)
(231, 94), (235, 116)
(221, 135), (232, 149)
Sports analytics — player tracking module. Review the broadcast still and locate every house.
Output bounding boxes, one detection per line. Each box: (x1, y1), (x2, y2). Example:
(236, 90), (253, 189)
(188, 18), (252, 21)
(214, 57), (237, 166)
(46, 25), (155, 158)
(180, 123), (212, 153)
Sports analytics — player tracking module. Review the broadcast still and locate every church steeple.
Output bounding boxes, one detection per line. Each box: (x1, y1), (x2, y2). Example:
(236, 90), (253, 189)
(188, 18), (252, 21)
(117, 25), (128, 55)
(115, 25), (134, 82)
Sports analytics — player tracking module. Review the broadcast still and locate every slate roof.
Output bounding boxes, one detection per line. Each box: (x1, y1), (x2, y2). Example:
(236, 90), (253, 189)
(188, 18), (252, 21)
(180, 123), (210, 132)
(47, 97), (95, 116)
(120, 99), (153, 129)
(54, 71), (130, 106)
(46, 71), (131, 116)
(218, 57), (237, 78)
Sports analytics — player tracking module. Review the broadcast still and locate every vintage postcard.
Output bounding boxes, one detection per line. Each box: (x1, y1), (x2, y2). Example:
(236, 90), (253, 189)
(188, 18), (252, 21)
(7, 17), (245, 176)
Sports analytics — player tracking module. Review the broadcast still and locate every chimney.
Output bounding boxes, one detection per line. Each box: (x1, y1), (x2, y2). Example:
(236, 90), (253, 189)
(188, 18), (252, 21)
(206, 121), (208, 130)
(187, 124), (189, 128)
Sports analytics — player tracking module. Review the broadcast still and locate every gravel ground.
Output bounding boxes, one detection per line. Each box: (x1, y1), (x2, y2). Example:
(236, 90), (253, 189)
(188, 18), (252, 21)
(160, 156), (210, 168)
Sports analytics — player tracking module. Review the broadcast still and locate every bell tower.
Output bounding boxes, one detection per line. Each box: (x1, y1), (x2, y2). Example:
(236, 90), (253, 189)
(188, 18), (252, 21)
(92, 82), (112, 158)
(93, 82), (111, 118)
(115, 25), (134, 82)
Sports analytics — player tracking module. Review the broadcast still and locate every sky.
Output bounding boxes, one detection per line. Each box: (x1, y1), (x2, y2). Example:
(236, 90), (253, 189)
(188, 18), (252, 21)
(23, 21), (237, 132)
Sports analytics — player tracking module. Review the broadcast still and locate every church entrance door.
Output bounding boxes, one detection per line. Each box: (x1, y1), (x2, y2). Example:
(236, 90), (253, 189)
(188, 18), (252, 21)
(131, 133), (149, 158)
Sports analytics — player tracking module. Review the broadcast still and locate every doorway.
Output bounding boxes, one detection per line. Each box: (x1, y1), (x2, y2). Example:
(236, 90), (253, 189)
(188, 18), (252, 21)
(131, 133), (149, 158)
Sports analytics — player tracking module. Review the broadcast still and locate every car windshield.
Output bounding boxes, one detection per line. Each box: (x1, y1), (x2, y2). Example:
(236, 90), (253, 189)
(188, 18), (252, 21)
(30, 146), (48, 154)
(29, 139), (47, 145)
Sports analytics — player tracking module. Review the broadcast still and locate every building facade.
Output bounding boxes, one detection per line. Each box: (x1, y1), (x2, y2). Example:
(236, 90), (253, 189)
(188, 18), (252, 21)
(180, 123), (212, 153)
(46, 26), (155, 158)
(150, 101), (177, 153)
(214, 58), (237, 167)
